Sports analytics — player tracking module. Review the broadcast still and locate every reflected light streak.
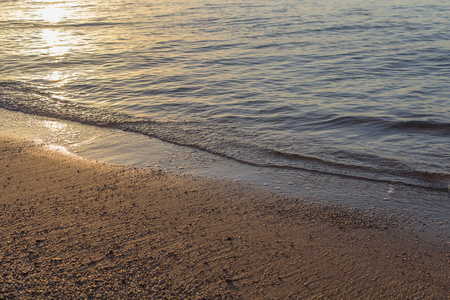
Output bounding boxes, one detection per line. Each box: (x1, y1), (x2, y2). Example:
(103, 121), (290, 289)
(41, 29), (70, 57)
(40, 5), (67, 23)
(46, 70), (65, 81)
(42, 120), (68, 131)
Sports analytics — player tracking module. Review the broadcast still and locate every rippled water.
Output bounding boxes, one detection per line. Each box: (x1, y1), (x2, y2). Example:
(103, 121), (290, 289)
(1, 0), (449, 194)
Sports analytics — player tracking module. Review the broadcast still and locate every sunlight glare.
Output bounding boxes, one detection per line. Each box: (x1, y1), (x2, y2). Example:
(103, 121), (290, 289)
(45, 70), (72, 86)
(41, 29), (70, 57)
(41, 5), (66, 23)
(42, 120), (68, 131)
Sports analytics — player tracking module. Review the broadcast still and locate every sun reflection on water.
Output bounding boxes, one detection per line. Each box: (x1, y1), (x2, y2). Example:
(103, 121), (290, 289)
(31, 1), (89, 86)
(8, 0), (98, 89)
(41, 29), (71, 58)
(46, 70), (67, 81)
(42, 120), (68, 131)
(40, 5), (67, 23)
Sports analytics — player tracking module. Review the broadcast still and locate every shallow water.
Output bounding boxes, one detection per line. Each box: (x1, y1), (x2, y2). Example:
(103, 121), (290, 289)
(1, 0), (449, 238)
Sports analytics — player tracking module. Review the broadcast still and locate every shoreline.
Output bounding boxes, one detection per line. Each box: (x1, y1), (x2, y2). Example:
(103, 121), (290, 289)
(1, 135), (448, 298)
(1, 107), (449, 243)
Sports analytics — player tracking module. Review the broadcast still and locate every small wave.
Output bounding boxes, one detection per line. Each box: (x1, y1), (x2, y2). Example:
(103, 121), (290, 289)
(391, 120), (450, 134)
(268, 150), (379, 173)
(0, 81), (142, 127)
(306, 115), (450, 136)
(311, 23), (401, 34)
(267, 149), (449, 191)
(306, 115), (390, 129)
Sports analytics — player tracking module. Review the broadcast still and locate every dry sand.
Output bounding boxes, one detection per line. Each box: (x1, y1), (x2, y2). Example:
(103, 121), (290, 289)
(0, 135), (448, 299)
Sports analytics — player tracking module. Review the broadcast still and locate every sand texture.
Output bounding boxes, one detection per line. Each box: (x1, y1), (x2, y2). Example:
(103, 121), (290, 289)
(0, 136), (449, 299)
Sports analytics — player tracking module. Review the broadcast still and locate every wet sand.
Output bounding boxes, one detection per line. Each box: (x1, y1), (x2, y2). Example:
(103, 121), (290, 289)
(0, 135), (448, 299)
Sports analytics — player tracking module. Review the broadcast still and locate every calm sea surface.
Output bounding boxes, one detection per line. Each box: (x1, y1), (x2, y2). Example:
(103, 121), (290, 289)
(1, 0), (449, 230)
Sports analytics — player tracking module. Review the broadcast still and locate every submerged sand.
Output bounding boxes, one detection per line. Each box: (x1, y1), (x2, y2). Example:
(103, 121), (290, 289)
(0, 136), (448, 299)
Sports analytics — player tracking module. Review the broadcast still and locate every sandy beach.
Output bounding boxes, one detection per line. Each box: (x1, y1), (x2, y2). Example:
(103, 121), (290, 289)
(0, 135), (448, 299)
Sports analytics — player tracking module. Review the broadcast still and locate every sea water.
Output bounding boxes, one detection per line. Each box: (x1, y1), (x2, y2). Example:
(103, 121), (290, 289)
(1, 0), (449, 239)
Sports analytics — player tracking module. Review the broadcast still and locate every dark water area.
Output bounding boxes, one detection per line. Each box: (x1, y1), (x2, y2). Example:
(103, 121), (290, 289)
(1, 0), (449, 236)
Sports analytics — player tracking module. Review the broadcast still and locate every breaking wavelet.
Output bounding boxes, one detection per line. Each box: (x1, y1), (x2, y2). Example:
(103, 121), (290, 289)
(1, 80), (448, 192)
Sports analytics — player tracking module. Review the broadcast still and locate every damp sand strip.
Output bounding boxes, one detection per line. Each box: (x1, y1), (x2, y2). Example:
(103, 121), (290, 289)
(0, 135), (448, 299)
